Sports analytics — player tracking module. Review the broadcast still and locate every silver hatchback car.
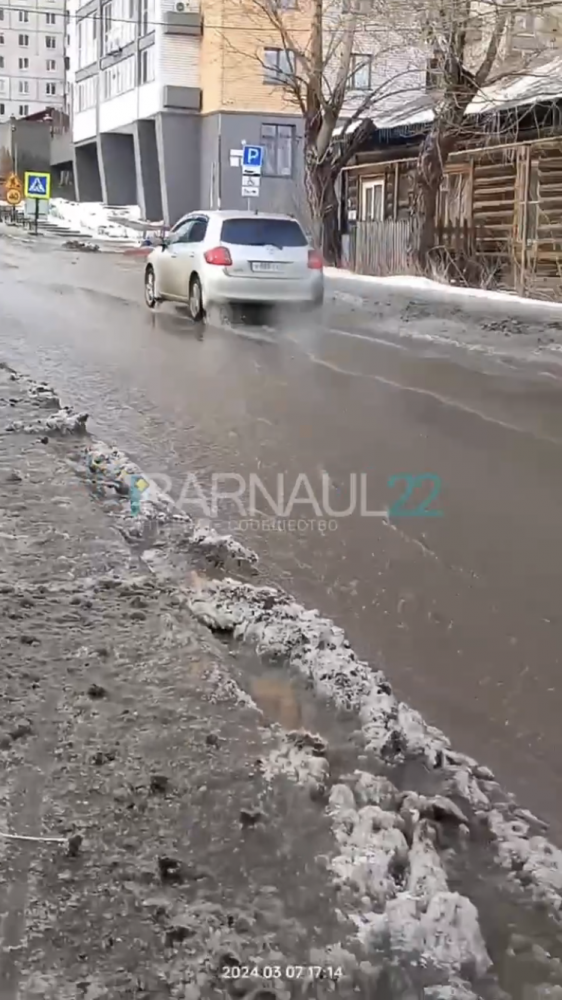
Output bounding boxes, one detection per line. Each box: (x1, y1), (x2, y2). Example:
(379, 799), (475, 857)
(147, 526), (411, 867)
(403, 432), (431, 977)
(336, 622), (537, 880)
(144, 209), (324, 320)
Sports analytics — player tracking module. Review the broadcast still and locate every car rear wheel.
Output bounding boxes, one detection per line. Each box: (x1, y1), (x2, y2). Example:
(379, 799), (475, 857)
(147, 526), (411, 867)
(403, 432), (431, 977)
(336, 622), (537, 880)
(188, 275), (204, 322)
(144, 266), (158, 309)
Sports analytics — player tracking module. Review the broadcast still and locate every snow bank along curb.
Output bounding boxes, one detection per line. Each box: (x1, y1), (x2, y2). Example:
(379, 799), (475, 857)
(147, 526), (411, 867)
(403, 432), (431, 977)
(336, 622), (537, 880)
(1, 369), (258, 573)
(84, 443), (259, 573)
(4, 363), (562, 995)
(325, 267), (562, 314)
(186, 578), (562, 921)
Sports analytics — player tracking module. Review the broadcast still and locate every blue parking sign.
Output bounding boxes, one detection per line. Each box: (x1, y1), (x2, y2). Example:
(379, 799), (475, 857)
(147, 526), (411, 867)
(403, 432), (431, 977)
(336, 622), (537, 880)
(242, 146), (264, 172)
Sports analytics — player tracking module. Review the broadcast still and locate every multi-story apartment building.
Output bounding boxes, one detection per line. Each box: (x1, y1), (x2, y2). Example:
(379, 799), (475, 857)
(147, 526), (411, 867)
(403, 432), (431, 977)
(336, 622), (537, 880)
(69, 0), (312, 222)
(68, 0), (425, 223)
(0, 0), (66, 120)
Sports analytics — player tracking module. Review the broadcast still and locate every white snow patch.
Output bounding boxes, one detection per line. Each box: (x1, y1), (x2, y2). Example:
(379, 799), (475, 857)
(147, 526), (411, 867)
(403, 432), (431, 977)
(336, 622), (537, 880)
(261, 732), (329, 796)
(326, 267), (562, 313)
(190, 524), (259, 571)
(331, 782), (490, 980)
(48, 199), (142, 243)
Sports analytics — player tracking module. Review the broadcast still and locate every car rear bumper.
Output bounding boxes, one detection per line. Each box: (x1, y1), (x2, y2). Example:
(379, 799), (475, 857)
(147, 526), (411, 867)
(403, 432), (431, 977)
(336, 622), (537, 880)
(203, 271), (324, 307)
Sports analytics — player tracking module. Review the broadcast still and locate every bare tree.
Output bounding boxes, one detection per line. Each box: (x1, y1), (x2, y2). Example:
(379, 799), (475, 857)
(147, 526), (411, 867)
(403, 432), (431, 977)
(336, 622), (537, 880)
(222, 0), (424, 263)
(410, 0), (511, 267)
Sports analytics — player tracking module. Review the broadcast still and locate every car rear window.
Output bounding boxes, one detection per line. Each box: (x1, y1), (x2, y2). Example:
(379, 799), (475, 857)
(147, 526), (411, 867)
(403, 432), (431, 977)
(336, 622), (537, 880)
(220, 217), (307, 248)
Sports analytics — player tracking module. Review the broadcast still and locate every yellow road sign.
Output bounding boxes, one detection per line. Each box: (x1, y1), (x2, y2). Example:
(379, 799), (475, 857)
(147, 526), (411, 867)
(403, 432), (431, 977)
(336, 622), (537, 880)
(24, 171), (51, 200)
(5, 173), (22, 191)
(6, 188), (22, 206)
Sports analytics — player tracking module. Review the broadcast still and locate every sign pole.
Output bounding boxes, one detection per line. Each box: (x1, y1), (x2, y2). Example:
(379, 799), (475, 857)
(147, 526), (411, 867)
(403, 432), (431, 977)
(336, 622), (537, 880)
(34, 197), (39, 236)
(241, 145), (264, 210)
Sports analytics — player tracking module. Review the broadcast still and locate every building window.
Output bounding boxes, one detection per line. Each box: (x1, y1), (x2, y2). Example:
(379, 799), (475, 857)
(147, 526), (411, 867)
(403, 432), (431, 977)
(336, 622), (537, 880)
(0, 10), (3, 19)
(102, 1), (112, 52)
(18, 80), (29, 94)
(46, 81), (56, 95)
(19, 104), (29, 115)
(0, 103), (4, 115)
(46, 35), (56, 48)
(0, 77), (5, 93)
(140, 45), (154, 83)
(103, 53), (135, 98)
(361, 178), (385, 220)
(75, 74), (97, 111)
(46, 58), (56, 70)
(0, 33), (3, 43)
(46, 12), (56, 23)
(350, 53), (372, 89)
(19, 33), (29, 45)
(261, 123), (294, 177)
(263, 47), (295, 85)
(77, 15), (98, 68)
(140, 0), (154, 35)
(0, 56), (3, 67)
(19, 56), (29, 69)
(18, 10), (29, 22)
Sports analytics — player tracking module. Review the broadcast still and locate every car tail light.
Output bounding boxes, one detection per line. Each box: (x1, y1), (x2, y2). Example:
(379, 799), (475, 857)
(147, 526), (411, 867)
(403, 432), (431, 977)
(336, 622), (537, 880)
(308, 248), (323, 269)
(204, 246), (232, 266)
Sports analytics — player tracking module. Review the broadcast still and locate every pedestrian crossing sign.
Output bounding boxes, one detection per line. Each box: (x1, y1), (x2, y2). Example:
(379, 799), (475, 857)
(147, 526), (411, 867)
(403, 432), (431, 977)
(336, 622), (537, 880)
(24, 171), (51, 200)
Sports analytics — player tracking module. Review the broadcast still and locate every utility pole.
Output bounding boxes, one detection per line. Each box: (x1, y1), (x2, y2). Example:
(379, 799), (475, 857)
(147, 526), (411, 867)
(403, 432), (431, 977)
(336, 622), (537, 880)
(9, 116), (17, 222)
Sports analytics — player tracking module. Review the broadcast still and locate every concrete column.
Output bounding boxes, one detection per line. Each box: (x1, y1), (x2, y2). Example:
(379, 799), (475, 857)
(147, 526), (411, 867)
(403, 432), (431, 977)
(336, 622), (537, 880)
(97, 132), (137, 206)
(133, 119), (163, 222)
(155, 111), (200, 226)
(73, 142), (102, 202)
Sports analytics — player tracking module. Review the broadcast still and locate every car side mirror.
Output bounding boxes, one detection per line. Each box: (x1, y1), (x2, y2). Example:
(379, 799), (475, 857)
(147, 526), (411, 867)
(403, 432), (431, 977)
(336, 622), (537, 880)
(160, 235), (169, 249)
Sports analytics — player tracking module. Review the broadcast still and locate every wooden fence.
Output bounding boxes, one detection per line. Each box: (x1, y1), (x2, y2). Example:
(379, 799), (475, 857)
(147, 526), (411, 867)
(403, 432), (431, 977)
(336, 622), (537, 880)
(349, 218), (504, 285)
(350, 219), (416, 276)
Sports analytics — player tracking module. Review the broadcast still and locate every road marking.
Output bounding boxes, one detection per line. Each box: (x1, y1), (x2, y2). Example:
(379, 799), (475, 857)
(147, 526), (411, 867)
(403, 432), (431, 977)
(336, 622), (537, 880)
(327, 328), (408, 350)
(291, 343), (562, 446)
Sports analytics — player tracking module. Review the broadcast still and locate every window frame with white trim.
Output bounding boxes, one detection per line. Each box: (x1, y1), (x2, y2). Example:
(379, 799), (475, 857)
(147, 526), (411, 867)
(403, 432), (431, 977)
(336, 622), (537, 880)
(361, 178), (385, 221)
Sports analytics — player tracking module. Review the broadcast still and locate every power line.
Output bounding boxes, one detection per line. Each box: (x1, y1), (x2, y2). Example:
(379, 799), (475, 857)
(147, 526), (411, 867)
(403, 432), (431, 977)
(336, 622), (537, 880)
(0, 0), (513, 31)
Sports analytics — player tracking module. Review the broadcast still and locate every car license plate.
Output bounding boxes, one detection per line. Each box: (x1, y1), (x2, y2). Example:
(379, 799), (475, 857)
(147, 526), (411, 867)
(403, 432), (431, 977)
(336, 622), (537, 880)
(251, 261), (282, 272)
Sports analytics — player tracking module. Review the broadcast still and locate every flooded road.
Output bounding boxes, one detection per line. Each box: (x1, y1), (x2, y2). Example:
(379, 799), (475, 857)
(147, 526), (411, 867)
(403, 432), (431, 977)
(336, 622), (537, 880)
(2, 237), (562, 836)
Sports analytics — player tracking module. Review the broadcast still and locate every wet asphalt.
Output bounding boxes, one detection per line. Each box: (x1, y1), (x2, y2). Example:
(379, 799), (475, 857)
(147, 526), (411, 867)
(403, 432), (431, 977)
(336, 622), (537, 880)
(1, 236), (562, 837)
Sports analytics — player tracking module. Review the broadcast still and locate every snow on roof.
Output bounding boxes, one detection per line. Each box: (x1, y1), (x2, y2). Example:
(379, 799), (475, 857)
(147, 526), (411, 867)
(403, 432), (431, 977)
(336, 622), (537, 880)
(333, 52), (562, 138)
(470, 52), (562, 113)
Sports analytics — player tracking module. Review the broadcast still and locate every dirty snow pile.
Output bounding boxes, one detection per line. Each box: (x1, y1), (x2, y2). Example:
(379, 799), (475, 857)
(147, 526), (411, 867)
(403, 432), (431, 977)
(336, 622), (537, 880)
(260, 731), (488, 997)
(6, 407), (88, 435)
(329, 783), (489, 985)
(2, 371), (87, 434)
(187, 577), (562, 917)
(84, 443), (259, 571)
(188, 579), (461, 769)
(5, 370), (61, 408)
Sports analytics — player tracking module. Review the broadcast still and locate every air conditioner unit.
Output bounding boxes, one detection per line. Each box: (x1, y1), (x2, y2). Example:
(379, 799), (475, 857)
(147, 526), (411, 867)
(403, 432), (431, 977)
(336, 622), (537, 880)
(175, 3), (186, 12)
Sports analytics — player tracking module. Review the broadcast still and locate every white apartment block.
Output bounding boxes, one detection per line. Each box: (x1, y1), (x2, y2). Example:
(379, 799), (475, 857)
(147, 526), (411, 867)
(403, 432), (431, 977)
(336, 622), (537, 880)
(68, 0), (201, 221)
(0, 0), (66, 120)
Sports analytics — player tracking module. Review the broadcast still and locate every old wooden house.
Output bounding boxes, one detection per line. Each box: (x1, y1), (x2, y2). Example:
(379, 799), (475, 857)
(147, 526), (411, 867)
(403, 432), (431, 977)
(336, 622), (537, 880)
(342, 54), (562, 296)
